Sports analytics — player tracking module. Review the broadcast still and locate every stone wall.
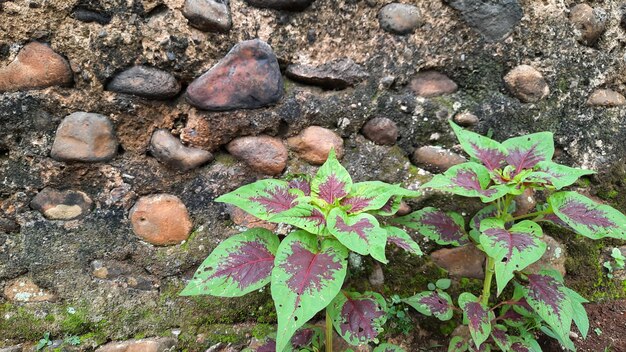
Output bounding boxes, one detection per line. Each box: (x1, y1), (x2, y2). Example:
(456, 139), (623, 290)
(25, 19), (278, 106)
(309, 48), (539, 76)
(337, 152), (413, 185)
(1, 0), (626, 350)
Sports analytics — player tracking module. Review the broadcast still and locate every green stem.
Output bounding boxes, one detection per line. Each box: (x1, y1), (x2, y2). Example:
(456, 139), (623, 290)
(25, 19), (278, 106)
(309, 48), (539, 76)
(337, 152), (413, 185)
(482, 257), (495, 306)
(510, 210), (545, 221)
(325, 308), (333, 352)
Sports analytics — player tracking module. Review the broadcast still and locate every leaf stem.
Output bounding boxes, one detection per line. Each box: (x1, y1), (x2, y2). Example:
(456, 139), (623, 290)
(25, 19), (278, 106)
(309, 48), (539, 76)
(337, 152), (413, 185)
(326, 308), (333, 352)
(510, 210), (545, 221)
(481, 256), (494, 306)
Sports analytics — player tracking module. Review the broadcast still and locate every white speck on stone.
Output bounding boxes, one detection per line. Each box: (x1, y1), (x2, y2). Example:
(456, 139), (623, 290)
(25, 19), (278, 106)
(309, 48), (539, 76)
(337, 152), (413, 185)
(348, 252), (363, 270)
(554, 246), (562, 259)
(14, 292), (32, 301)
(400, 105), (408, 111)
(350, 104), (357, 109)
(423, 117), (428, 122)
(67, 307), (76, 315)
(429, 133), (441, 141)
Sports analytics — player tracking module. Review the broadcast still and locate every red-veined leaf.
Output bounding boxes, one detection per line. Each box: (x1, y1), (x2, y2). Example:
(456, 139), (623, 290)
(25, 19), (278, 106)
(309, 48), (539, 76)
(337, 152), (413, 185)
(423, 162), (510, 202)
(328, 291), (387, 346)
(270, 203), (326, 235)
(288, 177), (311, 196)
(404, 290), (454, 321)
(392, 207), (468, 246)
(181, 228), (279, 297)
(371, 195), (403, 216)
(529, 161), (594, 190)
(502, 132), (554, 174)
(491, 325), (512, 351)
(327, 208), (388, 263)
(340, 181), (420, 214)
(216, 179), (300, 220)
(373, 343), (406, 352)
(448, 336), (469, 352)
(450, 121), (507, 171)
(384, 226), (423, 256)
(311, 148), (352, 204)
(458, 292), (493, 347)
(479, 219), (546, 295)
(537, 213), (575, 232)
(548, 191), (626, 240)
(271, 231), (348, 352)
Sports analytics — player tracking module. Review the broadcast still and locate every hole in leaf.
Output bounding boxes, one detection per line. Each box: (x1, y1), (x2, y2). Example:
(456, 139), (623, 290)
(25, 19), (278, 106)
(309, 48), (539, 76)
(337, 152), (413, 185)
(502, 257), (508, 263)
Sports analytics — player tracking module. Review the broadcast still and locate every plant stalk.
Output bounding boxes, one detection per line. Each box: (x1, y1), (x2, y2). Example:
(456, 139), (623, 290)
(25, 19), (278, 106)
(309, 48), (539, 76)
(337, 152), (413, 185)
(510, 210), (545, 221)
(325, 309), (333, 352)
(481, 257), (495, 306)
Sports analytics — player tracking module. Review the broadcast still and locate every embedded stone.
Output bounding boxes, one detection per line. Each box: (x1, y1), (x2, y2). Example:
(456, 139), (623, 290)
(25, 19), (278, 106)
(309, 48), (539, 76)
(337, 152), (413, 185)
(587, 89), (626, 107)
(149, 129), (213, 171)
(412, 146), (466, 173)
(454, 112), (479, 127)
(287, 126), (344, 165)
(226, 135), (288, 175)
(512, 188), (536, 217)
(445, 0), (523, 42)
(368, 263), (384, 287)
(570, 4), (606, 46)
(229, 206), (277, 231)
(410, 71), (458, 98)
(30, 188), (92, 220)
(0, 42), (72, 92)
(129, 194), (192, 246)
(106, 66), (180, 100)
(503, 65), (549, 103)
(378, 3), (421, 35)
(72, 6), (112, 24)
(245, 0), (313, 11)
(3, 277), (56, 303)
(285, 58), (369, 90)
(182, 0), (232, 33)
(431, 244), (485, 279)
(526, 235), (566, 277)
(361, 117), (398, 146)
(186, 39), (283, 111)
(94, 338), (177, 352)
(397, 201), (411, 216)
(50, 112), (118, 162)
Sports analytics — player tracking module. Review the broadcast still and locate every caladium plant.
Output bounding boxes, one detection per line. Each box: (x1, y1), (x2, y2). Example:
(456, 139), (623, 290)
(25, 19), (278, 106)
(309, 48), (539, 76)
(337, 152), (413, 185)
(395, 121), (626, 351)
(182, 149), (421, 352)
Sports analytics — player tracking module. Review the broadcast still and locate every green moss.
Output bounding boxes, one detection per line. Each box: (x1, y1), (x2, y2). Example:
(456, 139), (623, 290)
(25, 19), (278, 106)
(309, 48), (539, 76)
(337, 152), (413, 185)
(60, 307), (90, 335)
(251, 324), (274, 340)
(180, 227), (202, 251)
(214, 152), (238, 167)
(0, 303), (49, 340)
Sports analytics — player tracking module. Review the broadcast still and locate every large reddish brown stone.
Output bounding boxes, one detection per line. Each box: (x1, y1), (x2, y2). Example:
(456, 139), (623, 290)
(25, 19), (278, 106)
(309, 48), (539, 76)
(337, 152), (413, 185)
(226, 135), (288, 175)
(287, 126), (344, 165)
(361, 117), (398, 146)
(50, 112), (118, 162)
(412, 146), (466, 173)
(431, 245), (485, 279)
(410, 71), (457, 98)
(186, 39), (283, 111)
(504, 65), (549, 103)
(0, 42), (72, 92)
(129, 194), (192, 246)
(30, 188), (93, 220)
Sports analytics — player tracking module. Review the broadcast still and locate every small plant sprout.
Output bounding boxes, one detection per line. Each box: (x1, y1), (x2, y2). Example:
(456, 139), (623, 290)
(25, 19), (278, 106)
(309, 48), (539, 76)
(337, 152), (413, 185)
(182, 149), (421, 351)
(393, 121), (626, 351)
(604, 248), (625, 278)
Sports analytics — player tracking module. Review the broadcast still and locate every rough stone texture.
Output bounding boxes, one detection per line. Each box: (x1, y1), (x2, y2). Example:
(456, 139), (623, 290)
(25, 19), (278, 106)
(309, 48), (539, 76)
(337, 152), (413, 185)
(587, 89), (626, 107)
(95, 338), (177, 352)
(0, 42), (72, 92)
(183, 0), (232, 33)
(368, 262), (385, 287)
(412, 146), (466, 172)
(286, 58), (369, 90)
(245, 0), (313, 11)
(129, 194), (193, 246)
(106, 66), (180, 100)
(3, 277), (56, 303)
(410, 71), (458, 98)
(50, 112), (118, 162)
(149, 129), (213, 171)
(361, 117), (398, 146)
(287, 126), (344, 165)
(445, 0), (523, 42)
(226, 135), (288, 175)
(512, 188), (536, 217)
(570, 4), (606, 46)
(503, 65), (550, 103)
(30, 188), (93, 220)
(430, 244), (485, 279)
(378, 3), (421, 35)
(526, 235), (566, 277)
(186, 39), (283, 111)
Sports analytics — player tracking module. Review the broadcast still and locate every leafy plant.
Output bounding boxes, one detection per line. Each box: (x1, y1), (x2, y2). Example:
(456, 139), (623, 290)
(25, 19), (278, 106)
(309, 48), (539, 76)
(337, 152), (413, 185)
(36, 332), (53, 351)
(181, 150), (419, 351)
(395, 121), (626, 351)
(603, 247), (625, 278)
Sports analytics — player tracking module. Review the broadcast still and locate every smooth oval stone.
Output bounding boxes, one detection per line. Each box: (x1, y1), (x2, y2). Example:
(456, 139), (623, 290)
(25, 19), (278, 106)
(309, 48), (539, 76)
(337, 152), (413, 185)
(129, 194), (192, 246)
(30, 188), (93, 220)
(226, 135), (288, 175)
(378, 3), (421, 35)
(106, 66), (180, 99)
(149, 129), (213, 171)
(245, 0), (313, 11)
(183, 0), (232, 33)
(50, 112), (118, 162)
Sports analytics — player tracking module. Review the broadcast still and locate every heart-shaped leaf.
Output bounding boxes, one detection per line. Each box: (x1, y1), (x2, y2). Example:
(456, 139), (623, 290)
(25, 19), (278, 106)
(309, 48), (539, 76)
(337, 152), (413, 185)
(392, 207), (468, 246)
(384, 226), (423, 256)
(340, 181), (420, 214)
(181, 228), (279, 297)
(502, 132), (554, 175)
(423, 163), (510, 202)
(479, 219), (546, 295)
(216, 179), (300, 220)
(311, 149), (352, 204)
(458, 292), (493, 347)
(450, 121), (507, 171)
(404, 290), (454, 321)
(271, 231), (348, 352)
(270, 203), (326, 235)
(548, 191), (626, 240)
(328, 291), (387, 346)
(327, 208), (388, 263)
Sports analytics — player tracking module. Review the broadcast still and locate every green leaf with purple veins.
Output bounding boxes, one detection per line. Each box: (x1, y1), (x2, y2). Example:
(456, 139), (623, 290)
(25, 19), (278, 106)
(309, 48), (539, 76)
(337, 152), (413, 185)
(384, 226), (423, 256)
(341, 181), (420, 214)
(371, 195), (403, 216)
(270, 203), (326, 235)
(403, 290), (454, 321)
(392, 207), (468, 246)
(216, 179), (299, 221)
(311, 148), (352, 204)
(509, 335), (542, 352)
(448, 336), (469, 352)
(458, 292), (493, 347)
(548, 191), (626, 240)
(502, 132), (553, 174)
(490, 325), (512, 352)
(180, 228), (279, 297)
(327, 208), (388, 263)
(423, 162), (510, 202)
(528, 161), (595, 190)
(373, 343), (406, 352)
(450, 121), (507, 171)
(519, 270), (572, 341)
(271, 231), (348, 352)
(328, 291), (387, 346)
(469, 203), (515, 242)
(566, 287), (589, 339)
(479, 219), (546, 295)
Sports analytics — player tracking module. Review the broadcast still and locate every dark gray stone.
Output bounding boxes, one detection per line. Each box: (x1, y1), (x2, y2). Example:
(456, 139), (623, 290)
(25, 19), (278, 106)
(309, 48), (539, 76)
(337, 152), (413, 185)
(182, 0), (232, 33)
(445, 0), (523, 42)
(149, 129), (213, 171)
(361, 117), (398, 146)
(106, 66), (180, 99)
(378, 3), (421, 35)
(245, 0), (313, 11)
(285, 58), (369, 90)
(72, 8), (111, 25)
